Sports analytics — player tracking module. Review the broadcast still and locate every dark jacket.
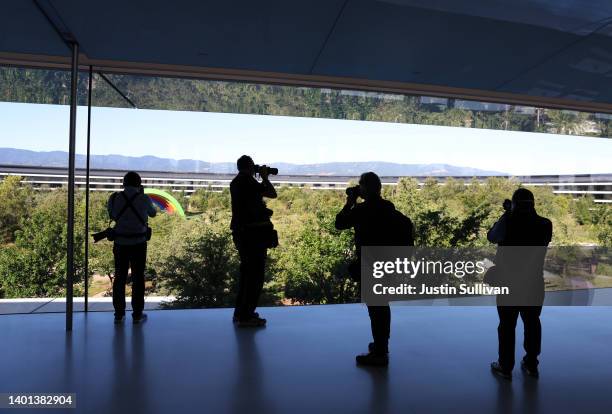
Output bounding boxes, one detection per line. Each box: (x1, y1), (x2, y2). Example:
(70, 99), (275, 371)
(335, 197), (414, 255)
(230, 173), (271, 232)
(487, 209), (553, 305)
(487, 209), (552, 247)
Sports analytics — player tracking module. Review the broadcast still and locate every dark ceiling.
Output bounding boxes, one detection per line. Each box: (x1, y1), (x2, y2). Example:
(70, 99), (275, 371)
(1, 0), (612, 111)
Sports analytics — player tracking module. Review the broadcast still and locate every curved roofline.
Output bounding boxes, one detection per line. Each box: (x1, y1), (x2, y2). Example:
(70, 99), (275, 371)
(2, 51), (611, 115)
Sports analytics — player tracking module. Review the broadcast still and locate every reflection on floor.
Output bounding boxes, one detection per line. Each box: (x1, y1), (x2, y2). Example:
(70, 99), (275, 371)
(3, 287), (609, 315)
(1, 305), (611, 414)
(0, 297), (173, 314)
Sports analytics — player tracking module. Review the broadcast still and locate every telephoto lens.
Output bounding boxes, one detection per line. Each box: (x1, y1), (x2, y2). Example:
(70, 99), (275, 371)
(92, 229), (109, 243)
(502, 199), (512, 212)
(345, 186), (360, 198)
(255, 165), (278, 175)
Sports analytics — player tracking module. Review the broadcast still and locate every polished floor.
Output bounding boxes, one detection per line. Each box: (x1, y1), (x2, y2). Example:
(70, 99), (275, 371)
(0, 297), (173, 314)
(2, 287), (610, 314)
(1, 305), (611, 414)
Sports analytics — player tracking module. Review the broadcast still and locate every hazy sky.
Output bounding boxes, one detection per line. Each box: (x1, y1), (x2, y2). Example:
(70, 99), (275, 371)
(0, 102), (610, 175)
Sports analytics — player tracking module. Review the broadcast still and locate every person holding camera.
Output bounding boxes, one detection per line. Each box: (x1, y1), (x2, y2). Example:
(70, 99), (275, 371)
(487, 188), (552, 380)
(231, 155), (278, 327)
(107, 171), (156, 324)
(335, 172), (414, 366)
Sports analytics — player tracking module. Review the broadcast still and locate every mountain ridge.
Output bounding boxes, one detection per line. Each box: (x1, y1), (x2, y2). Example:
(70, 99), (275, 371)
(0, 148), (508, 176)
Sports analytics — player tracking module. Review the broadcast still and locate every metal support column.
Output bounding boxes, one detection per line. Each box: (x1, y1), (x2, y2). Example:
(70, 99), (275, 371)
(84, 66), (92, 312)
(66, 42), (79, 331)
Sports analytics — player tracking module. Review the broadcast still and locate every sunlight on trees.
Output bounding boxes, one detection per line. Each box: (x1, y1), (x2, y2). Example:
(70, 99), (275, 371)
(0, 177), (609, 303)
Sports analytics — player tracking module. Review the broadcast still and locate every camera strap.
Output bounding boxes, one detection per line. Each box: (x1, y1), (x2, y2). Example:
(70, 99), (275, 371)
(111, 192), (131, 223)
(119, 192), (148, 227)
(111, 192), (146, 227)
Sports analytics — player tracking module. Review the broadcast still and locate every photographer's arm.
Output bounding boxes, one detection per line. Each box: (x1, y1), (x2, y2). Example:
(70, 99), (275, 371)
(335, 195), (358, 230)
(107, 193), (116, 220)
(487, 214), (508, 244)
(146, 195), (157, 218)
(260, 173), (277, 199)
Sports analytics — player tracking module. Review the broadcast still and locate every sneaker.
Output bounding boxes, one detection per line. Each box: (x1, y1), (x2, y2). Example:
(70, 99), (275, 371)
(368, 342), (389, 354)
(237, 316), (266, 327)
(114, 315), (125, 324)
(521, 359), (539, 378)
(133, 313), (148, 324)
(233, 312), (259, 323)
(490, 361), (512, 380)
(356, 352), (389, 366)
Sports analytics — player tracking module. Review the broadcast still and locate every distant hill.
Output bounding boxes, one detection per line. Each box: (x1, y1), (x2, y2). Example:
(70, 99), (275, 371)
(0, 148), (507, 176)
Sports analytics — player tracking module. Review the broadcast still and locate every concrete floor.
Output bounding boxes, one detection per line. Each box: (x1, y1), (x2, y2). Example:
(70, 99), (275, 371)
(1, 305), (611, 414)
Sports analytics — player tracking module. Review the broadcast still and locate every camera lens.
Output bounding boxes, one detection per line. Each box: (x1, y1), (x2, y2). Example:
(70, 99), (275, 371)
(346, 186), (360, 197)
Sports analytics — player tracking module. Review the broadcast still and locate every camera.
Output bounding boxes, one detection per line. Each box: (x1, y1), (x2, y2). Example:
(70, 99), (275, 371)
(92, 228), (115, 243)
(346, 186), (361, 198)
(254, 165), (278, 176)
(502, 199), (512, 212)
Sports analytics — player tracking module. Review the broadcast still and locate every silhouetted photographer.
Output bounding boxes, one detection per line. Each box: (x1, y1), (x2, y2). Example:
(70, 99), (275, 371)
(336, 172), (414, 366)
(487, 188), (552, 380)
(103, 171), (156, 325)
(231, 155), (278, 327)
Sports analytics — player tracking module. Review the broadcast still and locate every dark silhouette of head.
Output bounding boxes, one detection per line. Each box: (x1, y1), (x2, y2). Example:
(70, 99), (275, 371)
(237, 155), (255, 175)
(512, 187), (535, 212)
(359, 172), (382, 200)
(123, 171), (142, 187)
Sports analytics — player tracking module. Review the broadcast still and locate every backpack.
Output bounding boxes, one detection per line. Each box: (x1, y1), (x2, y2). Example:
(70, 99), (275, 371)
(347, 209), (413, 281)
(389, 209), (414, 246)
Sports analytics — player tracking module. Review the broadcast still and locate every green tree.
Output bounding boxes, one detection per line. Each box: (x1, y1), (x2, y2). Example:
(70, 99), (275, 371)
(0, 190), (85, 297)
(279, 210), (358, 304)
(545, 110), (589, 135)
(159, 218), (239, 308)
(0, 176), (34, 243)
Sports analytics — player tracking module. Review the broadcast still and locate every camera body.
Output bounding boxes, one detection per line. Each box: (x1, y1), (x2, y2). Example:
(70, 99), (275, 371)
(346, 185), (361, 198)
(92, 228), (116, 243)
(254, 164), (278, 176)
(502, 199), (512, 212)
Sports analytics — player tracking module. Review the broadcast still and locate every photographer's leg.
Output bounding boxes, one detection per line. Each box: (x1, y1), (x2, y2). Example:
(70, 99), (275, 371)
(236, 247), (251, 321)
(357, 305), (390, 365)
(368, 305), (390, 354)
(130, 243), (147, 319)
(248, 247), (267, 317)
(234, 246), (247, 321)
(112, 244), (129, 319)
(241, 246), (266, 319)
(520, 306), (542, 370)
(497, 306), (519, 371)
(235, 245), (267, 326)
